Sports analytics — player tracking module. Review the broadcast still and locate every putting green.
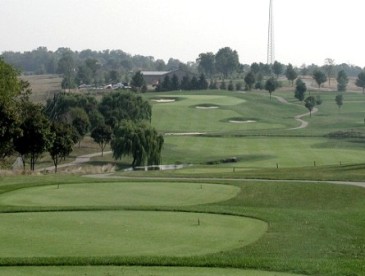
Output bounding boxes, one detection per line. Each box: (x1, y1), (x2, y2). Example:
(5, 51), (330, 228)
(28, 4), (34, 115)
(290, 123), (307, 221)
(0, 211), (267, 257)
(0, 266), (304, 276)
(0, 182), (240, 207)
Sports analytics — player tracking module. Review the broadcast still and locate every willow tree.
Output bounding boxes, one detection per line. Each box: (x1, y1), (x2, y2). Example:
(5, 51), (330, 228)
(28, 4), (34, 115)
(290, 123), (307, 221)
(111, 120), (164, 168)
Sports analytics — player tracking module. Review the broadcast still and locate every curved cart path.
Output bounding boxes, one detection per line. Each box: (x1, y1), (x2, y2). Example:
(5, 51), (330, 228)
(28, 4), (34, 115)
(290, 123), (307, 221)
(40, 151), (112, 172)
(273, 96), (318, 130)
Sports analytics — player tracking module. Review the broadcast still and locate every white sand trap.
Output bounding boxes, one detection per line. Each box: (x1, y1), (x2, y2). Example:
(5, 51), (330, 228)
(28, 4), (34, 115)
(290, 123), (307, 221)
(153, 99), (176, 103)
(229, 120), (256, 124)
(165, 132), (205, 136)
(196, 106), (219, 109)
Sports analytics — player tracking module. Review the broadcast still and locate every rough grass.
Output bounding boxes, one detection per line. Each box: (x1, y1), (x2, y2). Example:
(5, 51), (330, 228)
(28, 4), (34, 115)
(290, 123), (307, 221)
(0, 266), (304, 276)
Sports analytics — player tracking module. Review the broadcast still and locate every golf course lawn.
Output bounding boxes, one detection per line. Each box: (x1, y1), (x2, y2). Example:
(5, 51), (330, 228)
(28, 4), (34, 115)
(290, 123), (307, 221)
(0, 266), (304, 276)
(163, 136), (365, 167)
(0, 211), (267, 257)
(0, 182), (240, 207)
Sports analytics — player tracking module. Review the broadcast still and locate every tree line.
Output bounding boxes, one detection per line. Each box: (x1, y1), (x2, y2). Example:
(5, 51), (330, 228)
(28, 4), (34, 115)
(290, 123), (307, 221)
(3, 47), (365, 90)
(0, 59), (163, 171)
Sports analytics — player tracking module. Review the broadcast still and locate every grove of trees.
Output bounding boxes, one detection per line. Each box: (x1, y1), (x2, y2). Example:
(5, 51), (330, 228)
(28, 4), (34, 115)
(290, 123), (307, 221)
(0, 59), (163, 171)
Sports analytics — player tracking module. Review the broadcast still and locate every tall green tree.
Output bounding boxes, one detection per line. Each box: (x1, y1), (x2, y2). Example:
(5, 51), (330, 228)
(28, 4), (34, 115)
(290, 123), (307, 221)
(99, 91), (151, 126)
(91, 124), (112, 157)
(272, 61), (284, 78)
(215, 47), (239, 78)
(285, 64), (298, 86)
(294, 79), (307, 101)
(196, 52), (215, 77)
(171, 74), (180, 90)
(48, 122), (74, 172)
(312, 70), (327, 88)
(336, 70), (348, 92)
(264, 77), (278, 99)
(244, 72), (256, 90)
(198, 74), (208, 90)
(335, 94), (343, 111)
(70, 107), (90, 146)
(57, 51), (76, 91)
(14, 102), (53, 171)
(250, 62), (260, 75)
(130, 71), (146, 92)
(0, 59), (31, 159)
(355, 71), (365, 93)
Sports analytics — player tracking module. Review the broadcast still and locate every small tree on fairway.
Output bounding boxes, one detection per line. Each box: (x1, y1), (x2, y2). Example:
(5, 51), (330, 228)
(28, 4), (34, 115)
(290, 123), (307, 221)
(355, 71), (365, 93)
(91, 124), (112, 157)
(295, 79), (307, 101)
(335, 94), (343, 111)
(312, 70), (327, 89)
(336, 70), (348, 92)
(265, 77), (278, 99)
(304, 96), (321, 117)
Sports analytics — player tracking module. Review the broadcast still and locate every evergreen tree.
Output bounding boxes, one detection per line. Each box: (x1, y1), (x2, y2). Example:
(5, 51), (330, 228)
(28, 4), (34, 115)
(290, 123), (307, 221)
(285, 64), (298, 86)
(336, 70), (348, 92)
(295, 79), (307, 101)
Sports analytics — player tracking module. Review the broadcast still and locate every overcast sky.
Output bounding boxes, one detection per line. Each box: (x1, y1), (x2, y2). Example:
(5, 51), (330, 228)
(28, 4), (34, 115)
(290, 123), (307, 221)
(1, 0), (364, 67)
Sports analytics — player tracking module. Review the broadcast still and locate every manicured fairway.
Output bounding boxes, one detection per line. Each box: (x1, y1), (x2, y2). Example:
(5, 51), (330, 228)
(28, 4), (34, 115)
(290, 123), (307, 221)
(163, 136), (365, 167)
(0, 266), (304, 276)
(0, 211), (267, 257)
(0, 182), (239, 207)
(150, 93), (291, 133)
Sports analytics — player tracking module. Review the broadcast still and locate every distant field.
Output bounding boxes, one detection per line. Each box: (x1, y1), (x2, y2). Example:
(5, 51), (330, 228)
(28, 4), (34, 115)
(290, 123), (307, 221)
(21, 74), (62, 103)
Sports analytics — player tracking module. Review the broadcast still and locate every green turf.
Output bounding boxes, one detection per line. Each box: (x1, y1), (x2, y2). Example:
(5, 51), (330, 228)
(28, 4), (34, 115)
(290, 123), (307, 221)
(0, 182), (239, 207)
(149, 92), (299, 133)
(0, 210), (267, 257)
(162, 136), (365, 167)
(0, 266), (304, 276)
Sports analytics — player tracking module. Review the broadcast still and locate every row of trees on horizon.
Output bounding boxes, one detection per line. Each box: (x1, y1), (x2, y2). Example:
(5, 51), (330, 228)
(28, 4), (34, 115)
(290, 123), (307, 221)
(2, 46), (365, 86)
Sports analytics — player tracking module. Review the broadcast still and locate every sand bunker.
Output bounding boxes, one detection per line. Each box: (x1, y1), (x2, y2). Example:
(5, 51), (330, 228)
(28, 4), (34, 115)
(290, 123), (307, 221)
(195, 106), (219, 109)
(229, 120), (256, 124)
(152, 99), (176, 103)
(165, 132), (205, 136)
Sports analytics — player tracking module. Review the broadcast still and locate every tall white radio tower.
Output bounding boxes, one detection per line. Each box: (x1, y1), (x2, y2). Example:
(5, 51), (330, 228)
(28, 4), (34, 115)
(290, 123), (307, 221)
(267, 0), (274, 64)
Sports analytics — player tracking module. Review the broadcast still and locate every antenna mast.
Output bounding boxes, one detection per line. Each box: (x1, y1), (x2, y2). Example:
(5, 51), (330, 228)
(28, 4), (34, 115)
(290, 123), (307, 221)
(267, 0), (274, 64)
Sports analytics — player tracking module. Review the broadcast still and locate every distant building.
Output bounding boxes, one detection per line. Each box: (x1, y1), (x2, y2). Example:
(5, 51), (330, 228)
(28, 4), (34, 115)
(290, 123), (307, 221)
(141, 69), (193, 86)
